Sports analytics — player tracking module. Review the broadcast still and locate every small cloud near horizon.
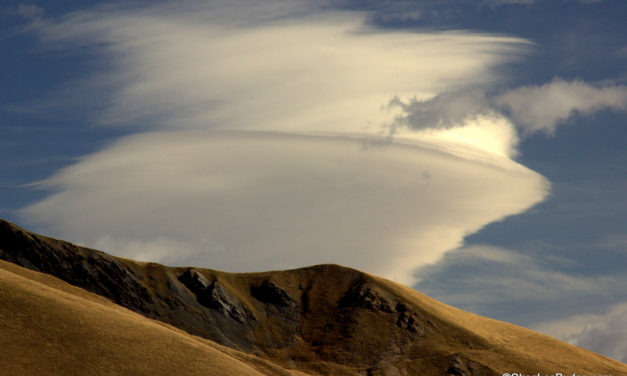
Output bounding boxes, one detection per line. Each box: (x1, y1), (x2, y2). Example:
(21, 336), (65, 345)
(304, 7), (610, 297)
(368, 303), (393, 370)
(388, 78), (627, 138)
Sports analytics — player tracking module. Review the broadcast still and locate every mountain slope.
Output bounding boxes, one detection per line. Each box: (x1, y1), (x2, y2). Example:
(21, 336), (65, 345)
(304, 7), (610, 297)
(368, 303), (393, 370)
(1, 218), (625, 375)
(0, 260), (306, 376)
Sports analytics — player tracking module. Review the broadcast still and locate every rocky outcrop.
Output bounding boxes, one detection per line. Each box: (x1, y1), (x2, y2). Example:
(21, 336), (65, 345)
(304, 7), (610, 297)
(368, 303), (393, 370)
(3, 219), (625, 376)
(338, 281), (394, 313)
(179, 268), (211, 291)
(251, 280), (295, 308)
(445, 354), (495, 376)
(179, 269), (256, 323)
(0, 219), (154, 313)
(337, 281), (427, 337)
(0, 218), (495, 375)
(0, 220), (259, 351)
(447, 355), (472, 376)
(395, 303), (425, 335)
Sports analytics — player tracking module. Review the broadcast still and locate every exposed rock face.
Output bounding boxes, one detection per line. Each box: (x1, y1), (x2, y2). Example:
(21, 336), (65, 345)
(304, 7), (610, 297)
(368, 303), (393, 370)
(0, 219), (154, 313)
(0, 220), (258, 351)
(337, 282), (427, 337)
(251, 280), (295, 308)
(0, 219), (493, 375)
(179, 269), (256, 323)
(447, 355), (472, 376)
(395, 303), (425, 335)
(0, 219), (497, 375)
(338, 281), (394, 313)
(2, 218), (626, 376)
(444, 354), (495, 376)
(179, 268), (211, 291)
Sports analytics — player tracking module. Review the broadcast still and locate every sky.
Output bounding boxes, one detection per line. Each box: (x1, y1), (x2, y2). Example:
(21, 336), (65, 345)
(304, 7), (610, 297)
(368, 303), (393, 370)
(1, 0), (626, 363)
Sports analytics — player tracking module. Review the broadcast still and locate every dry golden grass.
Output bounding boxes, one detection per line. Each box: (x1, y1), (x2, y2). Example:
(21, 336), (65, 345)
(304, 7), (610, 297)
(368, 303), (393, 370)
(1, 217), (625, 376)
(3, 258), (625, 376)
(0, 260), (304, 376)
(374, 276), (627, 375)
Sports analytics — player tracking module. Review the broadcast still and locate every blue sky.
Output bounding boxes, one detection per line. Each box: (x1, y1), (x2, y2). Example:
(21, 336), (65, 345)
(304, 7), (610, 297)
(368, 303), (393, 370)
(1, 0), (626, 362)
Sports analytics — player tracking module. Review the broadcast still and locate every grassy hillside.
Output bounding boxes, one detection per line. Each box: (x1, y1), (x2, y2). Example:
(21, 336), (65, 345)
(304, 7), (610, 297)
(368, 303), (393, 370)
(0, 260), (305, 376)
(1, 218), (625, 375)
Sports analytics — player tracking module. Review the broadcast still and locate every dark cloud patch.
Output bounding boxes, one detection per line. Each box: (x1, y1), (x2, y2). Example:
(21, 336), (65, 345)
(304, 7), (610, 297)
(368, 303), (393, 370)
(388, 79), (627, 137)
(389, 90), (491, 130)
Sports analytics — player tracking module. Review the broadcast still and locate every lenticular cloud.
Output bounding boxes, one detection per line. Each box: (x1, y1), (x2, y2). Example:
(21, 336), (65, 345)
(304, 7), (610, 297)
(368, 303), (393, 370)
(22, 0), (548, 285)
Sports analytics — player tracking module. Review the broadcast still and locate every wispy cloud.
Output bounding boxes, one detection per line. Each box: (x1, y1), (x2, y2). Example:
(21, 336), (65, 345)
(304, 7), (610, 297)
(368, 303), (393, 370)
(34, 0), (527, 133)
(13, 4), (45, 21)
(534, 302), (627, 362)
(23, 129), (548, 284)
(388, 78), (627, 137)
(493, 78), (627, 135)
(20, 0), (548, 285)
(413, 243), (627, 338)
(414, 244), (625, 305)
(413, 242), (627, 360)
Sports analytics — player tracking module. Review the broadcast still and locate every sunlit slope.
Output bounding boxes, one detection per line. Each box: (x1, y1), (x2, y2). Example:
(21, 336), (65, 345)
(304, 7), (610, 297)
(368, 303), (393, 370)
(0, 260), (304, 376)
(1, 218), (626, 375)
(371, 276), (627, 375)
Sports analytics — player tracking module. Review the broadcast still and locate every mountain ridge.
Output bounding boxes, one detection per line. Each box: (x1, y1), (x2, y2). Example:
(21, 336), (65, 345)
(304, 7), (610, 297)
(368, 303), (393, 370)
(1, 218), (625, 375)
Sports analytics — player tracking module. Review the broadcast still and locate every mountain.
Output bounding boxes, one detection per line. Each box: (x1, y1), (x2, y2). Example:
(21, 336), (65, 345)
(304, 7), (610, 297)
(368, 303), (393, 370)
(1, 218), (625, 376)
(0, 259), (308, 376)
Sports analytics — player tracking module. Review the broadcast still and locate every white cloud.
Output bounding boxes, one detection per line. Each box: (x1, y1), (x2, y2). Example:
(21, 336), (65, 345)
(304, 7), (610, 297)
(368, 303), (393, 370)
(14, 4), (45, 20)
(414, 244), (624, 305)
(413, 244), (627, 360)
(534, 303), (627, 363)
(387, 78), (627, 139)
(23, 128), (548, 285)
(92, 235), (203, 267)
(20, 0), (548, 285)
(493, 78), (627, 135)
(35, 0), (528, 133)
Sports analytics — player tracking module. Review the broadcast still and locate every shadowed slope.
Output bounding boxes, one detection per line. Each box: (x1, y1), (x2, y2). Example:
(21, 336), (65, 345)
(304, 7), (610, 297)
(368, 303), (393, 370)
(1, 218), (625, 375)
(0, 260), (305, 376)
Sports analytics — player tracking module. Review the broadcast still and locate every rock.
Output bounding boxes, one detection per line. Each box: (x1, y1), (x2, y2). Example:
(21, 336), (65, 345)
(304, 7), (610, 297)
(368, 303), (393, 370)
(250, 280), (295, 308)
(178, 268), (211, 292)
(446, 354), (471, 376)
(365, 364), (402, 376)
(178, 269), (256, 323)
(395, 303), (423, 335)
(0, 220), (155, 312)
(338, 282), (393, 313)
(200, 281), (256, 323)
